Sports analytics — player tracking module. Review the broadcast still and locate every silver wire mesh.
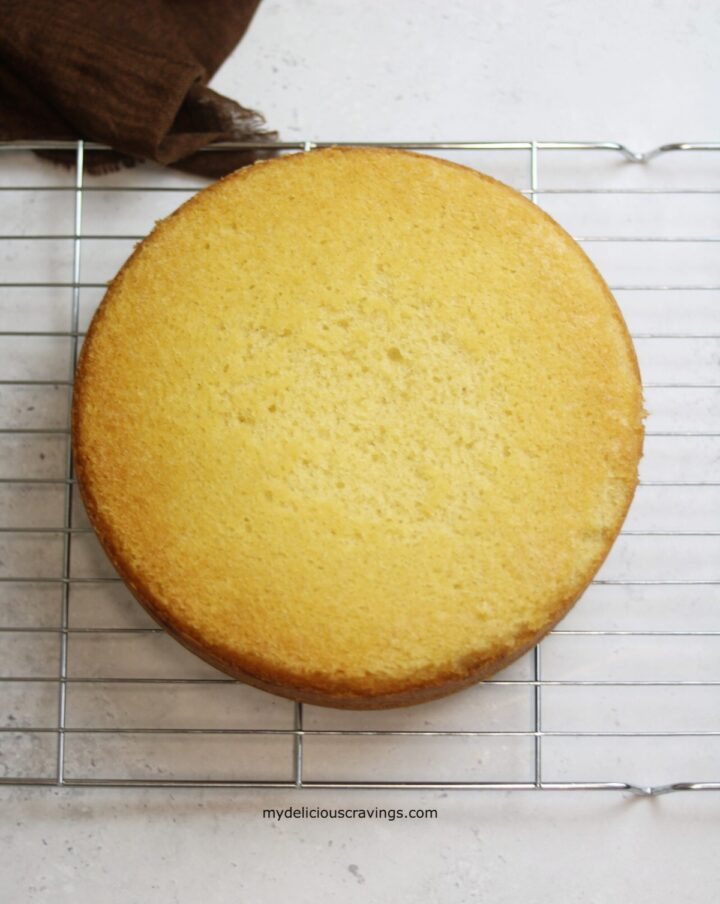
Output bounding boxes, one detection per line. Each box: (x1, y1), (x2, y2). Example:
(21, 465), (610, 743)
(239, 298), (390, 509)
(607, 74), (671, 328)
(0, 139), (719, 795)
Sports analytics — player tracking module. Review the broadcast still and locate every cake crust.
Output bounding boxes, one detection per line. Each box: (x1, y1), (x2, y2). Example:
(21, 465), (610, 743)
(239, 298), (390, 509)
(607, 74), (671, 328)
(73, 147), (644, 708)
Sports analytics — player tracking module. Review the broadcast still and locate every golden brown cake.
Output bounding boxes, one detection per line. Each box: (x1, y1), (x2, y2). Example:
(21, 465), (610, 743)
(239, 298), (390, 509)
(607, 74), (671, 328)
(73, 147), (644, 708)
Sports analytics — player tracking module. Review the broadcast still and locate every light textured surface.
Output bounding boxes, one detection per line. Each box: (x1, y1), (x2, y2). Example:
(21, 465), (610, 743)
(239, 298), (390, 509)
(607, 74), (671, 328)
(2, 787), (720, 902)
(1, 0), (719, 900)
(215, 0), (720, 152)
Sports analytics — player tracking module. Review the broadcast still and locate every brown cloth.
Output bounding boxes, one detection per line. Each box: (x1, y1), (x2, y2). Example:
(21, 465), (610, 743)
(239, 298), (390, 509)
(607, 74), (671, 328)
(0, 0), (277, 177)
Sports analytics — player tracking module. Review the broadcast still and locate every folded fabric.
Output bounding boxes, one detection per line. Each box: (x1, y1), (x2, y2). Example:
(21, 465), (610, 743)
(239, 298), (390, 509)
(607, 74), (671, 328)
(0, 0), (277, 177)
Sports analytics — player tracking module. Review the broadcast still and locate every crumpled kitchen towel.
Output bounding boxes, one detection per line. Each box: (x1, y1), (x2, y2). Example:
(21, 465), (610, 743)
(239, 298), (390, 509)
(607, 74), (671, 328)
(0, 0), (277, 177)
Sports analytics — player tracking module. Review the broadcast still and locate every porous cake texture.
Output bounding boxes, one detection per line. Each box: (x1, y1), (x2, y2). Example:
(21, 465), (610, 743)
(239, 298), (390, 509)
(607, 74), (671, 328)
(73, 147), (644, 708)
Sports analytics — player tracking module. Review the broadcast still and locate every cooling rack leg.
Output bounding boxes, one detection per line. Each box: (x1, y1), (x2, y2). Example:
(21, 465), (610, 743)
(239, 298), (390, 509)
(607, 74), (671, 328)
(293, 702), (304, 788)
(533, 646), (542, 787)
(56, 140), (85, 785)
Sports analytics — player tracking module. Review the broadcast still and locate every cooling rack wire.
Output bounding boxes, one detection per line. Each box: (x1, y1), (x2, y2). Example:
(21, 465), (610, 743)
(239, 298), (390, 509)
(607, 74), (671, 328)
(0, 139), (719, 796)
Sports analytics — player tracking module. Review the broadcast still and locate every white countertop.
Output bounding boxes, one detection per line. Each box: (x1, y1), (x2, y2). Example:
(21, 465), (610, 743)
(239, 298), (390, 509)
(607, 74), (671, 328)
(2, 1), (719, 901)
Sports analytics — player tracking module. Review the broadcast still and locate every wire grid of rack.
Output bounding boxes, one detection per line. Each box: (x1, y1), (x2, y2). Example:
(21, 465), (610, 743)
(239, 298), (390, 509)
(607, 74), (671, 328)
(0, 138), (719, 795)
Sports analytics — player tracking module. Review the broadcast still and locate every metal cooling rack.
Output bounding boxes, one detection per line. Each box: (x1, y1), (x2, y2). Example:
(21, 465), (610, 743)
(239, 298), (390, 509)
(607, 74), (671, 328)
(0, 139), (719, 796)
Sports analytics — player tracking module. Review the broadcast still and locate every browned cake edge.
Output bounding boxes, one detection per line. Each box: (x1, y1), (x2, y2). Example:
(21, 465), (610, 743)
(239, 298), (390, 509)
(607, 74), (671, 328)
(72, 147), (645, 709)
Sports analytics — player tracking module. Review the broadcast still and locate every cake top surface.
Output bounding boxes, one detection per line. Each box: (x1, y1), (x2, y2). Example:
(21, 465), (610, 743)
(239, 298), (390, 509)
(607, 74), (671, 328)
(73, 147), (643, 703)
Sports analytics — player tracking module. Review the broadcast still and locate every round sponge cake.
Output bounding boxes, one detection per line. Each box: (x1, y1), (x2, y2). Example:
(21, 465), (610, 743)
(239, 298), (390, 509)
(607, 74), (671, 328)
(73, 147), (643, 708)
